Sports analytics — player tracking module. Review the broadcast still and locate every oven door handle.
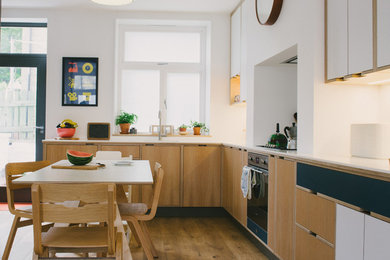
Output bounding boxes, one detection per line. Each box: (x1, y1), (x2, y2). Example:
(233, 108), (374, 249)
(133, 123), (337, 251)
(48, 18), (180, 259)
(249, 167), (269, 177)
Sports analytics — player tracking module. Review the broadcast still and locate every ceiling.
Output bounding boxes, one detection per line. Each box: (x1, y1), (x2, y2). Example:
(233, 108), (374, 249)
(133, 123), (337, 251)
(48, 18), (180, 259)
(2, 0), (241, 13)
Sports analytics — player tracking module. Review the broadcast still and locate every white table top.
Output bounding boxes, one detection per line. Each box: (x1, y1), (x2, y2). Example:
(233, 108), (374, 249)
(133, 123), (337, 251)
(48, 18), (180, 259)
(13, 160), (153, 185)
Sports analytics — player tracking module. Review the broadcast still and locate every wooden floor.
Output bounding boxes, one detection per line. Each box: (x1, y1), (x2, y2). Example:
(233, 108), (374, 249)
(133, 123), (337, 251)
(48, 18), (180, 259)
(0, 211), (268, 260)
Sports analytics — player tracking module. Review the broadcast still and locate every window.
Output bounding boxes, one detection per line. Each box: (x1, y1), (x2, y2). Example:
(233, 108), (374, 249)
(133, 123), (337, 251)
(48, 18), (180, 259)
(0, 22), (47, 54)
(116, 22), (209, 132)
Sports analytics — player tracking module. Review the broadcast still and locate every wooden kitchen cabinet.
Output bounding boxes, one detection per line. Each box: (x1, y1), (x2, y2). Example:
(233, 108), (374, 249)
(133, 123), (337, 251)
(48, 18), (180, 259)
(268, 156), (296, 260)
(183, 145), (221, 207)
(44, 144), (98, 163)
(139, 145), (181, 207)
(100, 144), (140, 159)
(222, 146), (247, 225)
(233, 150), (247, 225)
(222, 147), (234, 214)
(296, 225), (335, 260)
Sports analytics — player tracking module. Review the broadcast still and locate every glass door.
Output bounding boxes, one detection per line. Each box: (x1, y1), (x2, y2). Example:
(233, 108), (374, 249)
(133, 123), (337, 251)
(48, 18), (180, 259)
(0, 54), (46, 187)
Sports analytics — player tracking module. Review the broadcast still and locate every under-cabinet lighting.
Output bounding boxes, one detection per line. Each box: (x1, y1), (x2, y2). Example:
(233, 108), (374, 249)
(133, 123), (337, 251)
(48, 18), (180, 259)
(91, 0), (133, 6)
(368, 78), (390, 85)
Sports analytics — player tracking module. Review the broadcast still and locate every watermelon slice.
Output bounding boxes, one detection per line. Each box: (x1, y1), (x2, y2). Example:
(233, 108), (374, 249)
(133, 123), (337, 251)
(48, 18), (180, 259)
(66, 150), (93, 165)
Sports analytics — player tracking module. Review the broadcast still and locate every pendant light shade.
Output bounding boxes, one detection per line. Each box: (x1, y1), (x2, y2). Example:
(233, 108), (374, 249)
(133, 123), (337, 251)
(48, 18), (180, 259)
(91, 0), (133, 6)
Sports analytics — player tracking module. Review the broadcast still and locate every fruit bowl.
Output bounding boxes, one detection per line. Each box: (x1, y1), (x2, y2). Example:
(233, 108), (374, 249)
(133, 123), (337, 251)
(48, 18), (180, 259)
(57, 128), (76, 138)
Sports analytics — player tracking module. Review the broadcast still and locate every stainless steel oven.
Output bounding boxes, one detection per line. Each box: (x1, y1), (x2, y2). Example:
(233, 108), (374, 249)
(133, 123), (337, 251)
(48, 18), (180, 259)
(247, 152), (269, 244)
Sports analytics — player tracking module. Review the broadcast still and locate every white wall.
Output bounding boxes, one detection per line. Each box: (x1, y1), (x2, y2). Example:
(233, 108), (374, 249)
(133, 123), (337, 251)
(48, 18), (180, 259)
(253, 65), (297, 145)
(242, 0), (385, 156)
(2, 8), (247, 144)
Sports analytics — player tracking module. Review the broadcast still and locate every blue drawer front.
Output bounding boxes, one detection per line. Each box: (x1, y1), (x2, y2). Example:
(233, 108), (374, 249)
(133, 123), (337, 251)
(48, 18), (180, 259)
(297, 163), (390, 218)
(247, 217), (267, 244)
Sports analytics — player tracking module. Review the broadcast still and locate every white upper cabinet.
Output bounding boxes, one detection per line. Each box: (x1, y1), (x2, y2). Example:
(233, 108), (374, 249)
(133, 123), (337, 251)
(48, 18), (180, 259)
(364, 215), (390, 260)
(327, 0), (348, 80)
(327, 0), (374, 81)
(377, 0), (390, 68)
(348, 0), (373, 74)
(231, 6), (241, 78)
(335, 204), (364, 260)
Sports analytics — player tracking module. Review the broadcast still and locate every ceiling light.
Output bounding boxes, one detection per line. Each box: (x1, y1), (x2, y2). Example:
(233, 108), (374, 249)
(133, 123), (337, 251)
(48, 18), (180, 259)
(91, 0), (133, 6)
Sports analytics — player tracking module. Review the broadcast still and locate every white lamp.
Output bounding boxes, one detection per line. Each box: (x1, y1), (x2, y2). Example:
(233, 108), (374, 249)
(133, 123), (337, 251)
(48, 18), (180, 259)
(91, 0), (133, 6)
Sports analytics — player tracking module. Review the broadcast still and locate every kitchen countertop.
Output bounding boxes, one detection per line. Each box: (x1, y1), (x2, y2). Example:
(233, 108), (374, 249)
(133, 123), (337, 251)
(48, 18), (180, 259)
(43, 139), (390, 181)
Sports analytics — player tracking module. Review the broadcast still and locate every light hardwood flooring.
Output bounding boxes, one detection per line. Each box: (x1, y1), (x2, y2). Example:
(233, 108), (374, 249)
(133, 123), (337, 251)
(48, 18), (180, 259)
(0, 212), (268, 260)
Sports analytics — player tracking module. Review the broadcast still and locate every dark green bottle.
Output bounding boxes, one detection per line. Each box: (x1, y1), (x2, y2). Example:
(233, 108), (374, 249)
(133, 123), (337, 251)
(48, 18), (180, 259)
(268, 123), (288, 149)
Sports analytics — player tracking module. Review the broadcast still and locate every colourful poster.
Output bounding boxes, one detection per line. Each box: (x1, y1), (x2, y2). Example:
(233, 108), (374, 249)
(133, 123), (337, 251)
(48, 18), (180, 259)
(62, 57), (98, 106)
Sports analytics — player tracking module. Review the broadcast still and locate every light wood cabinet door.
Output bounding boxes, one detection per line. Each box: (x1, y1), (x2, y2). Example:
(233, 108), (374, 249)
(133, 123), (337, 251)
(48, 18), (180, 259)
(140, 145), (181, 207)
(268, 156), (276, 251)
(364, 214), (390, 260)
(275, 158), (296, 260)
(296, 188), (336, 244)
(183, 145), (221, 207)
(377, 0), (390, 68)
(296, 225), (335, 260)
(44, 144), (98, 163)
(335, 204), (364, 260)
(222, 147), (234, 214)
(348, 0), (373, 74)
(100, 145), (140, 159)
(327, 0), (348, 80)
(232, 149), (247, 226)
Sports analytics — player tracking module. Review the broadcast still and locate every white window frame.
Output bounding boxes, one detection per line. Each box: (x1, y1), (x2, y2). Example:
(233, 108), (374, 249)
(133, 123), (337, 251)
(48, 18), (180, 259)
(114, 19), (211, 132)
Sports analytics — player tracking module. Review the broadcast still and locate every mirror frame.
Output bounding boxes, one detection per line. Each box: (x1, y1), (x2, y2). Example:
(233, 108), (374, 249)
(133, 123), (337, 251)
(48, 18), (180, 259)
(255, 0), (283, 26)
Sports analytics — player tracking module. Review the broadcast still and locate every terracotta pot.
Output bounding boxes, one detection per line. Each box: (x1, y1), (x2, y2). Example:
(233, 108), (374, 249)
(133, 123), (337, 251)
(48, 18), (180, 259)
(119, 123), (131, 134)
(56, 128), (76, 138)
(179, 127), (187, 132)
(193, 127), (201, 135)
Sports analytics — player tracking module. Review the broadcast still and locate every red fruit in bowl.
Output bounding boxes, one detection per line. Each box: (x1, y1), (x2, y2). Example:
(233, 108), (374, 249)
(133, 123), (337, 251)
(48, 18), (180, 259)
(57, 128), (75, 138)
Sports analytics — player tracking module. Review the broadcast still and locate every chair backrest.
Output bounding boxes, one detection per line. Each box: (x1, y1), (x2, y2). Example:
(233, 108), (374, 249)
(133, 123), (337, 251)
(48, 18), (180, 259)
(31, 183), (116, 255)
(5, 161), (51, 215)
(95, 151), (123, 160)
(142, 162), (164, 221)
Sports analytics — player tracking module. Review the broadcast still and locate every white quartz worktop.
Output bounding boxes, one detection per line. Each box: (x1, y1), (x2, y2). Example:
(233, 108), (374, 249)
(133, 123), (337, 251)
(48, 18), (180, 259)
(43, 139), (390, 181)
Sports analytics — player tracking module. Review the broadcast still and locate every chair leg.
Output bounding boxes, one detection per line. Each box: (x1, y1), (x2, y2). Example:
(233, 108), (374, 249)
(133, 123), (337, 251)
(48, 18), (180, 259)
(140, 221), (158, 258)
(129, 219), (154, 260)
(2, 216), (21, 260)
(127, 221), (141, 247)
(116, 232), (123, 260)
(32, 252), (38, 260)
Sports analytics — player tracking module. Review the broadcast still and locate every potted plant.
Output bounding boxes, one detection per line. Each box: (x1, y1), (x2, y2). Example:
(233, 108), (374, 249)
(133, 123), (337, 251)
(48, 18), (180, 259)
(115, 111), (137, 134)
(191, 121), (205, 135)
(56, 119), (78, 138)
(178, 124), (188, 134)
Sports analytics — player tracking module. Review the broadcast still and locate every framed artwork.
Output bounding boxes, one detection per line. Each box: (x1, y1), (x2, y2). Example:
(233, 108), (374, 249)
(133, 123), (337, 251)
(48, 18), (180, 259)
(62, 57), (98, 106)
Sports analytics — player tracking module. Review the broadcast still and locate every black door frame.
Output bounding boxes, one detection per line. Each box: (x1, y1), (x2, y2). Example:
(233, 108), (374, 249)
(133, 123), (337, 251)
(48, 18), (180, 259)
(0, 53), (47, 161)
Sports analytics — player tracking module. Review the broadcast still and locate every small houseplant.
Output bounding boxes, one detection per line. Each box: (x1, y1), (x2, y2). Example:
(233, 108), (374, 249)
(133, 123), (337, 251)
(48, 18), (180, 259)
(191, 121), (205, 135)
(115, 111), (137, 134)
(56, 119), (78, 138)
(179, 124), (188, 133)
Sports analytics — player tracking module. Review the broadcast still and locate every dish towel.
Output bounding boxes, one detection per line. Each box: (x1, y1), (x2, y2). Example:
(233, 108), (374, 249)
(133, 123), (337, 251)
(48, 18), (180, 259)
(241, 166), (252, 198)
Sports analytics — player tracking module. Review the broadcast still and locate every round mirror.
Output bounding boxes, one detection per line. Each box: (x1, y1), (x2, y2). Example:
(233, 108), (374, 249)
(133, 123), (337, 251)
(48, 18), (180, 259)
(256, 0), (283, 25)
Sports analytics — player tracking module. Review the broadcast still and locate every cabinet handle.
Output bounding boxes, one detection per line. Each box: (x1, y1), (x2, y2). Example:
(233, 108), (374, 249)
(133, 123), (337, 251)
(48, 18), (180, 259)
(145, 144), (154, 146)
(198, 144), (207, 147)
(86, 143), (95, 146)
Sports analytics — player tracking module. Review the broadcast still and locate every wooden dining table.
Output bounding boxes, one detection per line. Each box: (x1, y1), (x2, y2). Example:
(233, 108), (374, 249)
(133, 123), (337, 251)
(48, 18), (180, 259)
(13, 159), (154, 260)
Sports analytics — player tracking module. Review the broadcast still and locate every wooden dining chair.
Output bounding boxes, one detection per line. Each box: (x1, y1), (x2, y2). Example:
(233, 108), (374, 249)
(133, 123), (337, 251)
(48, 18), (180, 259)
(31, 183), (123, 259)
(118, 162), (164, 260)
(2, 160), (52, 260)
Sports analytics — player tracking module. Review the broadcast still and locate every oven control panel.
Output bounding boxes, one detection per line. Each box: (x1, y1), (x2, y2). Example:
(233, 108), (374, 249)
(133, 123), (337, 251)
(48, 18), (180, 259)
(248, 152), (268, 170)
